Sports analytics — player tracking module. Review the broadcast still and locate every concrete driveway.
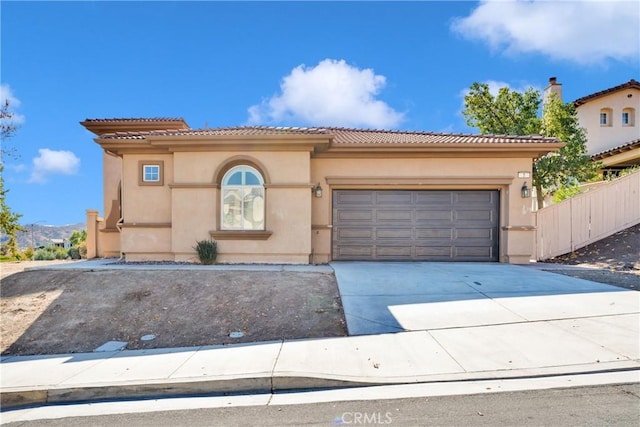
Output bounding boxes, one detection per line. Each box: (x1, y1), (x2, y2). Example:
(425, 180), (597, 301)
(330, 262), (639, 335)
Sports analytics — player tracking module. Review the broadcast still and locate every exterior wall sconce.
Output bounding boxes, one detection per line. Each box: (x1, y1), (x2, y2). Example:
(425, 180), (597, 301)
(313, 183), (323, 198)
(521, 182), (531, 198)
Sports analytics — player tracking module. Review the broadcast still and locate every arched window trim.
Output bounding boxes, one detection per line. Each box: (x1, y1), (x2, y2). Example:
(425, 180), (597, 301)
(213, 156), (271, 186)
(599, 107), (613, 127)
(220, 165), (266, 231)
(622, 107), (635, 127)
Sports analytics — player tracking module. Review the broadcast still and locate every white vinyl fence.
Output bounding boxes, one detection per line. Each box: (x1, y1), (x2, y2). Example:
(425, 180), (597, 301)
(533, 169), (640, 260)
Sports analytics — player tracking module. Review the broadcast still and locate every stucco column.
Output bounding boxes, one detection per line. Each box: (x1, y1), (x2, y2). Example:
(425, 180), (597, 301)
(86, 209), (99, 259)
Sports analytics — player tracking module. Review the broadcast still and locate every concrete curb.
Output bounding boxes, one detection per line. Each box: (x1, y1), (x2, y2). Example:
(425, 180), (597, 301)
(22, 259), (336, 274)
(3, 361), (638, 410)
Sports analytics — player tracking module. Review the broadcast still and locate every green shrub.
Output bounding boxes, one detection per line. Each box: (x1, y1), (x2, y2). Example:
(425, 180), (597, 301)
(553, 185), (582, 203)
(22, 247), (34, 260)
(34, 248), (56, 261)
(194, 239), (217, 265)
(33, 246), (68, 261)
(78, 241), (87, 259)
(68, 247), (81, 260)
(607, 165), (640, 180)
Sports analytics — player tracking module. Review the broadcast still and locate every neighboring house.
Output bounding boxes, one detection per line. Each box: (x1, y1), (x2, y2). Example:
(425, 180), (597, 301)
(82, 118), (562, 264)
(50, 238), (71, 249)
(545, 78), (640, 175)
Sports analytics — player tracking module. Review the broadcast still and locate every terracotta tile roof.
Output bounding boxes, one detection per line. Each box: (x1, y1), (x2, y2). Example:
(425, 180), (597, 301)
(574, 79), (640, 106)
(591, 139), (640, 160)
(99, 126), (330, 139)
(98, 125), (559, 145)
(81, 117), (191, 135)
(82, 117), (187, 123)
(326, 127), (557, 145)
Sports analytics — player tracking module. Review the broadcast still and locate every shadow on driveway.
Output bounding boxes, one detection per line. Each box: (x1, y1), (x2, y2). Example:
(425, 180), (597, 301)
(330, 262), (638, 335)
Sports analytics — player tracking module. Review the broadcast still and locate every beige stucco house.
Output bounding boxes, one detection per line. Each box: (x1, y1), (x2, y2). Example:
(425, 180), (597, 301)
(82, 118), (562, 264)
(545, 78), (640, 175)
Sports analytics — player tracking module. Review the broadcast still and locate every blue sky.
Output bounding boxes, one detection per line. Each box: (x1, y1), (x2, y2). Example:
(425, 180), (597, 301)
(1, 1), (638, 226)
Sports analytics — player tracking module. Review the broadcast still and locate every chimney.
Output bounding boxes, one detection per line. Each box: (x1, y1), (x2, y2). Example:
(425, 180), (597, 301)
(544, 76), (562, 103)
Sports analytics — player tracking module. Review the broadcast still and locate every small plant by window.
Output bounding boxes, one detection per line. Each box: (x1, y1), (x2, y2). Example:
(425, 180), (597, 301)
(194, 239), (218, 265)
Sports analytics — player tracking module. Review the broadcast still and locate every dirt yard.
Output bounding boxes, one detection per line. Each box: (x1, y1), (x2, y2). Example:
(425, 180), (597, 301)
(2, 224), (637, 357)
(1, 267), (346, 356)
(539, 224), (640, 290)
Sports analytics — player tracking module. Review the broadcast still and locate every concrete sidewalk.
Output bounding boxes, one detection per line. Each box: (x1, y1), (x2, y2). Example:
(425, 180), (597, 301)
(2, 260), (639, 410)
(2, 312), (639, 409)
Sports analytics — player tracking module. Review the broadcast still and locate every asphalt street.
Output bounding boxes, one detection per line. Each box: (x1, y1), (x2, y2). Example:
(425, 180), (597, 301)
(3, 383), (638, 427)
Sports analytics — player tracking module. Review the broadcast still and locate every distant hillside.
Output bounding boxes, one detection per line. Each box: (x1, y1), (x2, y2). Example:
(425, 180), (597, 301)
(1, 223), (86, 249)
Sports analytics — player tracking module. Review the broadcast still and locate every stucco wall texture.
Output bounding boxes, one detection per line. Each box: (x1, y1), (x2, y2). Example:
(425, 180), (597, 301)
(83, 121), (562, 265)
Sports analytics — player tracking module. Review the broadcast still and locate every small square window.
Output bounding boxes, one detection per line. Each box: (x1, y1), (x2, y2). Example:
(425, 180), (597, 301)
(138, 161), (164, 186)
(144, 165), (160, 182)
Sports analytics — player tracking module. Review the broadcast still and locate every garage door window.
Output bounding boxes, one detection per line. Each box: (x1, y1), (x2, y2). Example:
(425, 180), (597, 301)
(221, 166), (265, 230)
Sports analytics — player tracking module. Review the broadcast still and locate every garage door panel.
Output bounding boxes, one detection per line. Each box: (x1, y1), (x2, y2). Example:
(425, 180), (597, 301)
(335, 245), (374, 258)
(333, 190), (499, 261)
(336, 210), (374, 222)
(415, 246), (453, 257)
(455, 192), (495, 203)
(415, 210), (454, 221)
(375, 192), (413, 204)
(336, 192), (374, 204)
(415, 228), (454, 239)
(376, 210), (412, 221)
(455, 210), (495, 221)
(454, 228), (493, 239)
(415, 192), (454, 204)
(376, 228), (413, 239)
(337, 229), (374, 239)
(455, 247), (494, 258)
(376, 246), (413, 257)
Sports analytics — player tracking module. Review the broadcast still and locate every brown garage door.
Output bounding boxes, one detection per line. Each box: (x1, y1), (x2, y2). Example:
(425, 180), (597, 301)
(332, 190), (499, 261)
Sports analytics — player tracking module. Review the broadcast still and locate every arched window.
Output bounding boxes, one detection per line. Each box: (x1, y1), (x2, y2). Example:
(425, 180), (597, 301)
(221, 165), (265, 230)
(599, 108), (612, 126)
(622, 107), (635, 126)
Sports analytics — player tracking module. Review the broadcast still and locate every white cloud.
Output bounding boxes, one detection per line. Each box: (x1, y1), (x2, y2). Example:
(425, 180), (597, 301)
(5, 163), (27, 173)
(0, 83), (26, 125)
(247, 59), (404, 128)
(452, 0), (639, 65)
(459, 80), (540, 99)
(29, 149), (80, 184)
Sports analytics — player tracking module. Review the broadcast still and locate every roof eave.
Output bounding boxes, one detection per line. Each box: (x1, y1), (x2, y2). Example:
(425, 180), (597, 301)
(326, 141), (564, 152)
(574, 80), (640, 106)
(81, 118), (190, 136)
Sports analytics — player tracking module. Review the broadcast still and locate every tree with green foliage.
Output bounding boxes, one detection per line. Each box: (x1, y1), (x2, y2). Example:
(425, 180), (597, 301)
(69, 229), (87, 247)
(0, 99), (25, 257)
(535, 92), (599, 206)
(463, 83), (599, 207)
(0, 169), (24, 257)
(67, 229), (88, 259)
(462, 82), (541, 136)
